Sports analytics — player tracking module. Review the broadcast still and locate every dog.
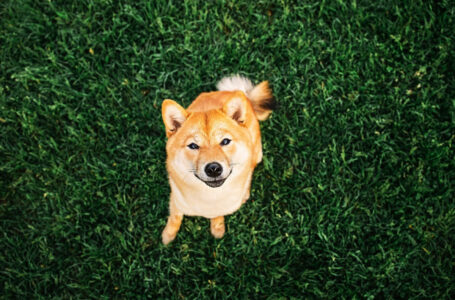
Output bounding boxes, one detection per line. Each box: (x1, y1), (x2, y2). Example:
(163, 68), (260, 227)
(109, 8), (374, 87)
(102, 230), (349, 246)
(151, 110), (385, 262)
(161, 75), (275, 244)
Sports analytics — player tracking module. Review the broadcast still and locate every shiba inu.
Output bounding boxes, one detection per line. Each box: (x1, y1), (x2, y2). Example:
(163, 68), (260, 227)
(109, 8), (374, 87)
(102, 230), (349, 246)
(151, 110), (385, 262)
(161, 75), (275, 244)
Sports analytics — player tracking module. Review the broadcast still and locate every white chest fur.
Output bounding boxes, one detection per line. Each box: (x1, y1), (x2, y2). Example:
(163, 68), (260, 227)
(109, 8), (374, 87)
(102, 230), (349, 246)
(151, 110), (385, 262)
(169, 171), (250, 219)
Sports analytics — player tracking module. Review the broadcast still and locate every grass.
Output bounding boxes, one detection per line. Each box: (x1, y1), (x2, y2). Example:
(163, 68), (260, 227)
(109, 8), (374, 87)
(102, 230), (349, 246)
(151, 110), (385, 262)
(1, 0), (454, 298)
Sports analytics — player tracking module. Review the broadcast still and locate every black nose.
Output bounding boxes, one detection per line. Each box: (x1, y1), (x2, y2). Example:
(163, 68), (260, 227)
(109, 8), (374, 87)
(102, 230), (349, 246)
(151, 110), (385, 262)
(205, 162), (223, 178)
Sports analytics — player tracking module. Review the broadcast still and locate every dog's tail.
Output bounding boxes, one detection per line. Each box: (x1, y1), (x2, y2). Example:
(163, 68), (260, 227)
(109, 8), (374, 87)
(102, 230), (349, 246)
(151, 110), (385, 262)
(217, 75), (276, 121)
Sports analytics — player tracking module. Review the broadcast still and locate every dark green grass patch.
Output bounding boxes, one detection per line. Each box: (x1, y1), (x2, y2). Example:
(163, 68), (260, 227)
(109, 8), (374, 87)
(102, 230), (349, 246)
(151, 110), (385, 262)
(1, 0), (454, 298)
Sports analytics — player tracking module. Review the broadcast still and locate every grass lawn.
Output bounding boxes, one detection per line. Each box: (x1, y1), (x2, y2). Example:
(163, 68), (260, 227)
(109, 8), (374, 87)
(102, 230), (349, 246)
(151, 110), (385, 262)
(1, 0), (454, 298)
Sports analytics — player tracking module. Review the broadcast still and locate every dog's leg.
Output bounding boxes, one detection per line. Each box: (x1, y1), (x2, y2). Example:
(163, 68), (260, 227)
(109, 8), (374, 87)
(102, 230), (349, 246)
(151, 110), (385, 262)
(242, 189), (250, 204)
(255, 137), (263, 165)
(242, 172), (253, 204)
(162, 199), (183, 245)
(210, 216), (225, 238)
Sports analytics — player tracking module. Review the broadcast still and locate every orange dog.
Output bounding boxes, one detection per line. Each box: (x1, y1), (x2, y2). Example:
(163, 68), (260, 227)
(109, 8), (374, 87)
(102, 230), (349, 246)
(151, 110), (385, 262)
(161, 75), (275, 244)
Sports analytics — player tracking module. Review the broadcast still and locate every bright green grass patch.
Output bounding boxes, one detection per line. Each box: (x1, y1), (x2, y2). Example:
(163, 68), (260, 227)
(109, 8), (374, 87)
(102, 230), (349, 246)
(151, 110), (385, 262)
(1, 0), (454, 298)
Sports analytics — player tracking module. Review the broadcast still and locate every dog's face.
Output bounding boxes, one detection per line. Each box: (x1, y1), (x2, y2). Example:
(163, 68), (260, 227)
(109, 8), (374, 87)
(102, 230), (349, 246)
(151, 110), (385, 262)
(162, 98), (253, 188)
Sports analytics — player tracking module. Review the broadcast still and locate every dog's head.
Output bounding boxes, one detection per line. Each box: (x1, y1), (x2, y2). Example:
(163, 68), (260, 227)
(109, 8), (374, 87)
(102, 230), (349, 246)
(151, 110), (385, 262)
(162, 95), (254, 188)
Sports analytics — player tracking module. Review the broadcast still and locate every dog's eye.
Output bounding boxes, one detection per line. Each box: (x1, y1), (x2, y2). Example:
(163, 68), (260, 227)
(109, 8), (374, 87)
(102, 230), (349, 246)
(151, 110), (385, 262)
(187, 143), (199, 150)
(220, 138), (231, 146)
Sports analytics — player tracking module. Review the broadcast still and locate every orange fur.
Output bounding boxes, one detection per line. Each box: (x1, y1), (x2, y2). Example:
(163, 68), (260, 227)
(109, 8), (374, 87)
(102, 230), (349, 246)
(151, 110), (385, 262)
(161, 77), (274, 244)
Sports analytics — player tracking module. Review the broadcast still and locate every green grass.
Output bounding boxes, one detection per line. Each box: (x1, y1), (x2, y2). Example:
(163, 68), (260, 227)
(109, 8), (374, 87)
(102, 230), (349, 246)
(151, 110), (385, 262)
(1, 0), (454, 298)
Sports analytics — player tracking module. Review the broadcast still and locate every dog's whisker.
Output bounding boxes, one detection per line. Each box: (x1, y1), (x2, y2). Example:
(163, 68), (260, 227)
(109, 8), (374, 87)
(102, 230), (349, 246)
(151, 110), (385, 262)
(182, 169), (194, 183)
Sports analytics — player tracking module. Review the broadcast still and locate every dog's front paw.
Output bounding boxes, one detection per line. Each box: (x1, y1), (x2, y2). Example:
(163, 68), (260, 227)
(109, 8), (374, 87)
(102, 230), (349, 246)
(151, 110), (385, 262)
(162, 230), (177, 245)
(210, 217), (225, 239)
(211, 225), (225, 239)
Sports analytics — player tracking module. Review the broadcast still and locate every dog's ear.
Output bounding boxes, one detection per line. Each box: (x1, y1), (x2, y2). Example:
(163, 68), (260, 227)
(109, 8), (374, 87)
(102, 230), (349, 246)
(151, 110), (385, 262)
(162, 99), (187, 137)
(223, 96), (248, 124)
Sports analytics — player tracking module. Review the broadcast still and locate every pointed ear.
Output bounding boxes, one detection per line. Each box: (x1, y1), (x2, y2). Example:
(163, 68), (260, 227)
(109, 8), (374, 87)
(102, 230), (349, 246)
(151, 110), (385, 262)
(223, 96), (248, 124)
(162, 99), (187, 137)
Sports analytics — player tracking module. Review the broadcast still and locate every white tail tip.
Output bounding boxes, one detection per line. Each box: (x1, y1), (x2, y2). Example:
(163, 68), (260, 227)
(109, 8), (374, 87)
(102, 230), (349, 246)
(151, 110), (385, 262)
(216, 75), (254, 95)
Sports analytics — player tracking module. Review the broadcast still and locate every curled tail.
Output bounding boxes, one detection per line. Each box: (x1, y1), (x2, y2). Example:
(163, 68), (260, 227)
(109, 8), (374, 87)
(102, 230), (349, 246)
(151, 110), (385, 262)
(217, 75), (276, 121)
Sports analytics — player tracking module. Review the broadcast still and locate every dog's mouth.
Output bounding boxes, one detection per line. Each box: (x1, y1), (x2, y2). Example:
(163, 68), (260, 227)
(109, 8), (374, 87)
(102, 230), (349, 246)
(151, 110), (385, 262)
(201, 178), (227, 188)
(195, 170), (232, 188)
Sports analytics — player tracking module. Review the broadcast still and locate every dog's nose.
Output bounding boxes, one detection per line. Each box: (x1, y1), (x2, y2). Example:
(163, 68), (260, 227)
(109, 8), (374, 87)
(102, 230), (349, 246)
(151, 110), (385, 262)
(205, 162), (223, 178)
